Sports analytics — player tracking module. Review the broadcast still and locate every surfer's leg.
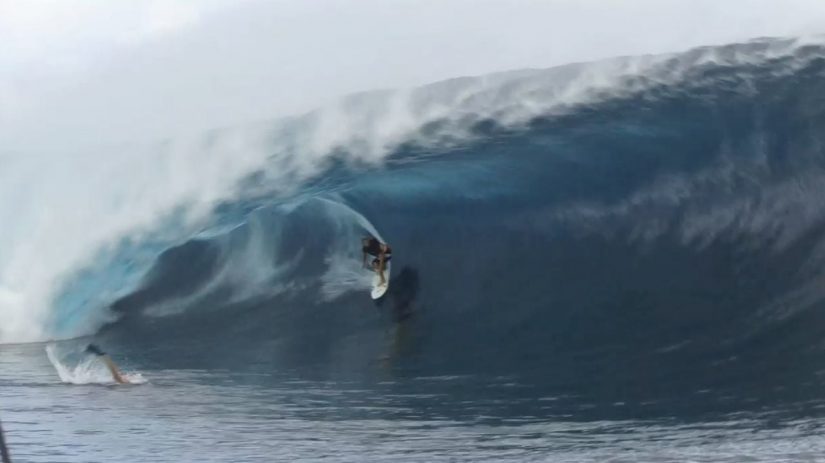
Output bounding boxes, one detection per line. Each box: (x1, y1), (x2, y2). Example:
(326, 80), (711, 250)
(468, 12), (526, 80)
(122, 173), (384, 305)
(373, 257), (386, 285)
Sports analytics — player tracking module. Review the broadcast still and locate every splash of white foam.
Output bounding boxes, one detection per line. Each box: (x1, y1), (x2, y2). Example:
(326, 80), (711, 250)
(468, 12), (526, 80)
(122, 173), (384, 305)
(45, 344), (146, 385)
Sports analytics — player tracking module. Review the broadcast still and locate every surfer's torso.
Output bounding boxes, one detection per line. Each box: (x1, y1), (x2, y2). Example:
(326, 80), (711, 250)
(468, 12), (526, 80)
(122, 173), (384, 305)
(363, 240), (391, 257)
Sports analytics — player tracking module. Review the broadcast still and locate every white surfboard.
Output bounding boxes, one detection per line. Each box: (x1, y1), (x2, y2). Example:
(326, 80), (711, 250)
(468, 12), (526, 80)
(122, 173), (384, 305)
(370, 261), (391, 299)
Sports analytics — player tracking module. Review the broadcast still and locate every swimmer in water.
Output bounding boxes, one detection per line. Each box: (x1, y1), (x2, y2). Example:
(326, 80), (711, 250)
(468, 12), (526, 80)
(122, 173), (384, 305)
(85, 344), (128, 384)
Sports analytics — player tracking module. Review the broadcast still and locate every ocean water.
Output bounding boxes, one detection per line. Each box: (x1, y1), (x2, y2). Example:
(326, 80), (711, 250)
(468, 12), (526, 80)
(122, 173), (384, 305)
(4, 342), (825, 462)
(3, 37), (825, 461)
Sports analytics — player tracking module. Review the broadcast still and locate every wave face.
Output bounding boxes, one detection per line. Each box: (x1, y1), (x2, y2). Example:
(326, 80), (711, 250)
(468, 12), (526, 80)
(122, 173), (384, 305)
(5, 37), (825, 406)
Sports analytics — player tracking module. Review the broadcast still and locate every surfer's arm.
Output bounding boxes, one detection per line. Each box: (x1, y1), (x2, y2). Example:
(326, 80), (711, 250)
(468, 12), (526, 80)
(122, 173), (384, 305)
(102, 356), (128, 384)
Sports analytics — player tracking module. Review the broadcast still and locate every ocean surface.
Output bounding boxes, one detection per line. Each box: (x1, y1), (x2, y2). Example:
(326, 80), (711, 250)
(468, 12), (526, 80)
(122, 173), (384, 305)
(3, 37), (825, 461)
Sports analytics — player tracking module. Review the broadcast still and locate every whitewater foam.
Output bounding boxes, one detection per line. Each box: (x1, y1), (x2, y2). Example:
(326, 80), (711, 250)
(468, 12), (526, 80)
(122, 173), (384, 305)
(45, 344), (147, 385)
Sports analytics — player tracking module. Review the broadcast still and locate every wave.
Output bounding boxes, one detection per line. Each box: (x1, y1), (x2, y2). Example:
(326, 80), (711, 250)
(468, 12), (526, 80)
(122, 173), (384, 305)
(3, 36), (825, 400)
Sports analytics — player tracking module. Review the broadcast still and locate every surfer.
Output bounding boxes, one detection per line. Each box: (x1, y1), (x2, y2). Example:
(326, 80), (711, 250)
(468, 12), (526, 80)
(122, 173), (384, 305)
(362, 236), (392, 285)
(85, 344), (128, 384)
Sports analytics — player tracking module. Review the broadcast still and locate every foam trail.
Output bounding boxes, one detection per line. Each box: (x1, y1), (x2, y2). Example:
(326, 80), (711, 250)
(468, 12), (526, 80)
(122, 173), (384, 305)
(143, 216), (305, 318)
(45, 344), (146, 385)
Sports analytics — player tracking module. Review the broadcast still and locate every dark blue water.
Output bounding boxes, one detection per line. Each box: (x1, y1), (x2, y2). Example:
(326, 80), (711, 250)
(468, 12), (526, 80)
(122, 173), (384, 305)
(4, 341), (825, 462)
(4, 38), (825, 461)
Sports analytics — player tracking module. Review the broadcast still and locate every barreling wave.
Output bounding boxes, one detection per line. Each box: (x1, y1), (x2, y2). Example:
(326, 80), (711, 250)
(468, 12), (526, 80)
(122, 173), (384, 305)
(4, 36), (825, 403)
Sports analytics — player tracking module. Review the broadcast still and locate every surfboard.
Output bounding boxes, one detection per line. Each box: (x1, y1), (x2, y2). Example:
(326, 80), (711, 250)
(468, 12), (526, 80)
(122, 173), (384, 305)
(370, 261), (391, 299)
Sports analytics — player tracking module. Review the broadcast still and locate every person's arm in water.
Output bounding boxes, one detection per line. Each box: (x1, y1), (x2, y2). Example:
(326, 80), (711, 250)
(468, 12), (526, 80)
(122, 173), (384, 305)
(86, 344), (128, 384)
(102, 356), (127, 384)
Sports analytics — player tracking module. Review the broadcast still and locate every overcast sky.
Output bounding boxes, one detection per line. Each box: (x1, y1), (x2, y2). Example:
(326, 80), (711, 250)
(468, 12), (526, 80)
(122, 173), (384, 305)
(2, 0), (825, 150)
